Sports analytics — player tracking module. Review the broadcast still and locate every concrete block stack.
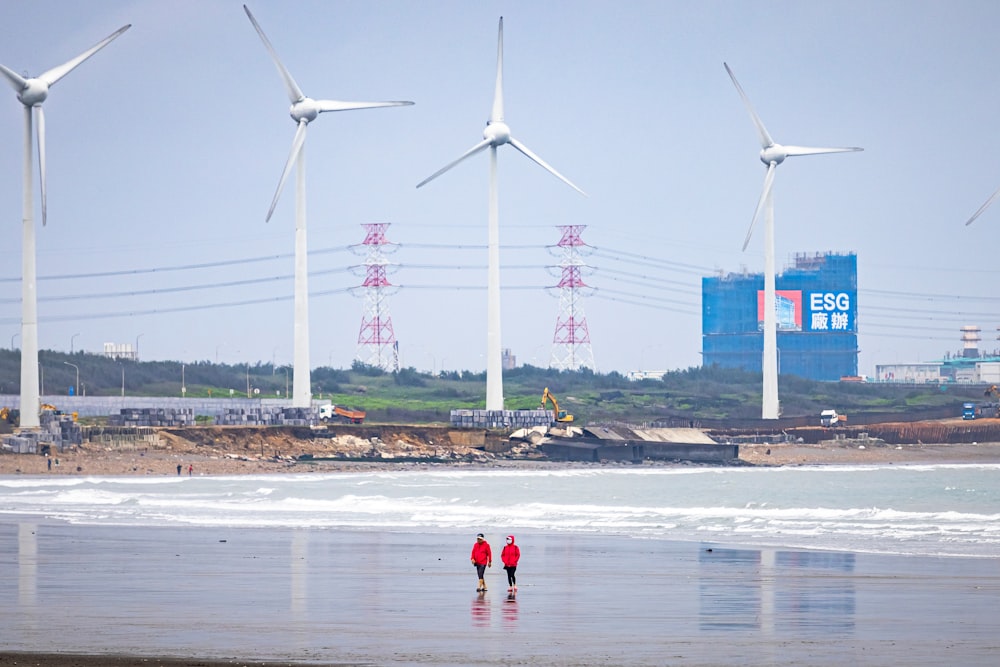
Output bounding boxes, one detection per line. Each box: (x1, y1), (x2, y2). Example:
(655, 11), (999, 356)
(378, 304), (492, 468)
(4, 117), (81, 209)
(450, 409), (553, 429)
(214, 406), (317, 426)
(1, 412), (80, 454)
(108, 408), (197, 427)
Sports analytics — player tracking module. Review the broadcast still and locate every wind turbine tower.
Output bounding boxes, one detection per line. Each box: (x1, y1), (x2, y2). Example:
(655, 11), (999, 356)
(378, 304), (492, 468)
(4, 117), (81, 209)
(0, 23), (130, 429)
(354, 223), (399, 372)
(550, 225), (595, 371)
(724, 63), (862, 419)
(417, 17), (586, 410)
(243, 5), (413, 408)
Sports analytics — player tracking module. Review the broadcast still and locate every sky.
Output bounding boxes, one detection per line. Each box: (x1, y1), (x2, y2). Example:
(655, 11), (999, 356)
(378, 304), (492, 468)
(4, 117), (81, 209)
(2, 0), (1000, 377)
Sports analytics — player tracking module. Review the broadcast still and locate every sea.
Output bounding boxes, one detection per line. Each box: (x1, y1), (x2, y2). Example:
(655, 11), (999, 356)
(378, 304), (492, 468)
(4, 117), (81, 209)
(1, 463), (998, 559)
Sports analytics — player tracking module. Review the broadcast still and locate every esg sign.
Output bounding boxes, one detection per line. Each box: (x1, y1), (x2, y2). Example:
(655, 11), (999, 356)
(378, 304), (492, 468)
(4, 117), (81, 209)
(806, 291), (854, 332)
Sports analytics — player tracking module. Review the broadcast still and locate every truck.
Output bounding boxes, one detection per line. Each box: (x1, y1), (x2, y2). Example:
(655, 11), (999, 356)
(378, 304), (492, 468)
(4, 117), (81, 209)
(819, 409), (847, 427)
(318, 404), (366, 424)
(963, 400), (999, 420)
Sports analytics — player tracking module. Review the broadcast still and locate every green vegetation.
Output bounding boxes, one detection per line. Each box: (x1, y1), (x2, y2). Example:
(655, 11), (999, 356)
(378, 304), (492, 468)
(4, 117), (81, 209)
(0, 349), (984, 424)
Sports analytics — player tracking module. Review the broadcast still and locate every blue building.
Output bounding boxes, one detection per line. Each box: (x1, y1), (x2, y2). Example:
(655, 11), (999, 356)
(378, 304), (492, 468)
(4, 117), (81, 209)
(702, 252), (858, 381)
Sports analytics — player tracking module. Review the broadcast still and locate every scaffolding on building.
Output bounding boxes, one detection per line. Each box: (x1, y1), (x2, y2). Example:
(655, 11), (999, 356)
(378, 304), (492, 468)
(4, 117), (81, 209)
(702, 251), (858, 381)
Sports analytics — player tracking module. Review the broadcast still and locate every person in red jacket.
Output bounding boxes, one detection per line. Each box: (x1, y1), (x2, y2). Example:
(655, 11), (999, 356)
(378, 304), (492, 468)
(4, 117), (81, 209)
(470, 533), (492, 592)
(501, 534), (521, 592)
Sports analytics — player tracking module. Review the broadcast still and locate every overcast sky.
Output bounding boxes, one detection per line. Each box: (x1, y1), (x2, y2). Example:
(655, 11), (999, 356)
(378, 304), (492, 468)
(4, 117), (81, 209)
(2, 0), (1000, 377)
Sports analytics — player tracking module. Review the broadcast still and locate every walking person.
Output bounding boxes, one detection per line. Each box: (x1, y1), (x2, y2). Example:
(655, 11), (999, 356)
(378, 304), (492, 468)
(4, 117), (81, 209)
(470, 533), (492, 592)
(501, 535), (520, 592)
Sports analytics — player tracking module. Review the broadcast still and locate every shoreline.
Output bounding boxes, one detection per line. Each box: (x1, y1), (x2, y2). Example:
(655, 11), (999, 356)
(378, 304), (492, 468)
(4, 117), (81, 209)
(4, 439), (1000, 476)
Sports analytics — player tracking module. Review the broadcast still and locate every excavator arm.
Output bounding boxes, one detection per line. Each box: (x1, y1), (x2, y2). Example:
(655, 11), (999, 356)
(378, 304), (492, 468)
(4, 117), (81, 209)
(540, 387), (573, 423)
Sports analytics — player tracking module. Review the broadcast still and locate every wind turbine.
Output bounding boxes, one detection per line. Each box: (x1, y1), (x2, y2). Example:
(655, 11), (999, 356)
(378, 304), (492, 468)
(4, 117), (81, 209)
(417, 17), (586, 411)
(1, 23), (130, 429)
(724, 62), (862, 420)
(243, 5), (412, 409)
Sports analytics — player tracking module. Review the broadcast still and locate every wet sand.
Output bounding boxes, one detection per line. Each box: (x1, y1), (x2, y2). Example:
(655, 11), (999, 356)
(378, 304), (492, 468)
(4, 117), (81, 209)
(2, 522), (998, 666)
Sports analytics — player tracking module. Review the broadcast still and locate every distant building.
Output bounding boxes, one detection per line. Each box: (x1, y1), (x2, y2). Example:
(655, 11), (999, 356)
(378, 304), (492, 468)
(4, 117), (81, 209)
(876, 326), (1000, 384)
(702, 252), (858, 381)
(626, 370), (668, 381)
(874, 362), (942, 383)
(502, 348), (517, 370)
(103, 342), (137, 361)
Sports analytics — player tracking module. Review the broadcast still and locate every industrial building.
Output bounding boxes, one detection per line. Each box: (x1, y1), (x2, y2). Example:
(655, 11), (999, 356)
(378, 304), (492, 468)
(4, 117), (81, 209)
(876, 325), (1000, 384)
(702, 252), (858, 381)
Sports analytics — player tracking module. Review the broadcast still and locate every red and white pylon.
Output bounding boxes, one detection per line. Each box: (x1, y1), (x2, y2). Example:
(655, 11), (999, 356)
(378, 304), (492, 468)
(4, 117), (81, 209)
(550, 225), (595, 371)
(354, 223), (399, 372)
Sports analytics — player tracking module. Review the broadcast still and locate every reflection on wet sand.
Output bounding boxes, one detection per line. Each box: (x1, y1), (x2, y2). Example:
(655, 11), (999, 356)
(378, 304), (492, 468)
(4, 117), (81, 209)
(471, 591), (490, 628)
(699, 547), (856, 634)
(503, 592), (518, 628)
(18, 523), (36, 609)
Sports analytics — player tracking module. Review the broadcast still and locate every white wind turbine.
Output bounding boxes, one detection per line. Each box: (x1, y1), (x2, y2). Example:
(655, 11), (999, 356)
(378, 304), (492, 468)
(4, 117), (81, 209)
(724, 63), (862, 420)
(417, 17), (586, 411)
(243, 5), (413, 409)
(1, 24), (130, 429)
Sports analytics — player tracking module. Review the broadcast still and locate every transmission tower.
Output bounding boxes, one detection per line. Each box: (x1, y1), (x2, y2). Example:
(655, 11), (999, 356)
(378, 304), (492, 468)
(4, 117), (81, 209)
(549, 225), (595, 370)
(353, 223), (399, 372)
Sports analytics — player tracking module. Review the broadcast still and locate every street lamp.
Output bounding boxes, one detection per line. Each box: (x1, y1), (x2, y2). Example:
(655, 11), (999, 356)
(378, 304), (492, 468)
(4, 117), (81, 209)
(10, 332), (18, 350)
(181, 363), (186, 397)
(70, 332), (80, 355)
(121, 364), (125, 397)
(135, 333), (144, 362)
(63, 361), (79, 397)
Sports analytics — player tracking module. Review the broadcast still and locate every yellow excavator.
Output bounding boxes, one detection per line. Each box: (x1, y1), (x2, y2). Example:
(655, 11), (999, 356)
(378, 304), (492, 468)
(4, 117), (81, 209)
(981, 386), (1000, 418)
(1, 406), (19, 426)
(540, 387), (574, 423)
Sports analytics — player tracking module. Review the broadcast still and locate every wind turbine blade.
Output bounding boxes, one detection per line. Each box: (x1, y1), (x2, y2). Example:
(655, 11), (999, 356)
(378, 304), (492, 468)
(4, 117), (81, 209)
(508, 137), (587, 196)
(490, 17), (504, 123)
(416, 139), (491, 188)
(36, 105), (47, 226)
(244, 4), (305, 104)
(966, 185), (1000, 226)
(724, 62), (774, 149)
(267, 120), (308, 222)
(39, 24), (131, 87)
(783, 145), (864, 157)
(0, 63), (27, 92)
(315, 99), (414, 113)
(743, 162), (776, 251)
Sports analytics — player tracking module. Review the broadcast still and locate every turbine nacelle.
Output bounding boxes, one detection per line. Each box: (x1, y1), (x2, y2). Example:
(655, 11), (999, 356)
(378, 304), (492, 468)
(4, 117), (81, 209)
(17, 79), (49, 106)
(289, 98), (319, 124)
(759, 145), (787, 166)
(484, 120), (511, 146)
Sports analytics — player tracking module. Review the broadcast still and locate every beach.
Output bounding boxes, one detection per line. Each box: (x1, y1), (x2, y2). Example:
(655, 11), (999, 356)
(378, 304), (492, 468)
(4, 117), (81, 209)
(2, 522), (999, 667)
(3, 438), (1000, 666)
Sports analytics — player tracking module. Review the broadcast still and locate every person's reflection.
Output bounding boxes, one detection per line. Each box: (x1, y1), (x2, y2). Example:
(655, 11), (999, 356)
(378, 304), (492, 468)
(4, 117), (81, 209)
(502, 591), (518, 628)
(471, 591), (491, 628)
